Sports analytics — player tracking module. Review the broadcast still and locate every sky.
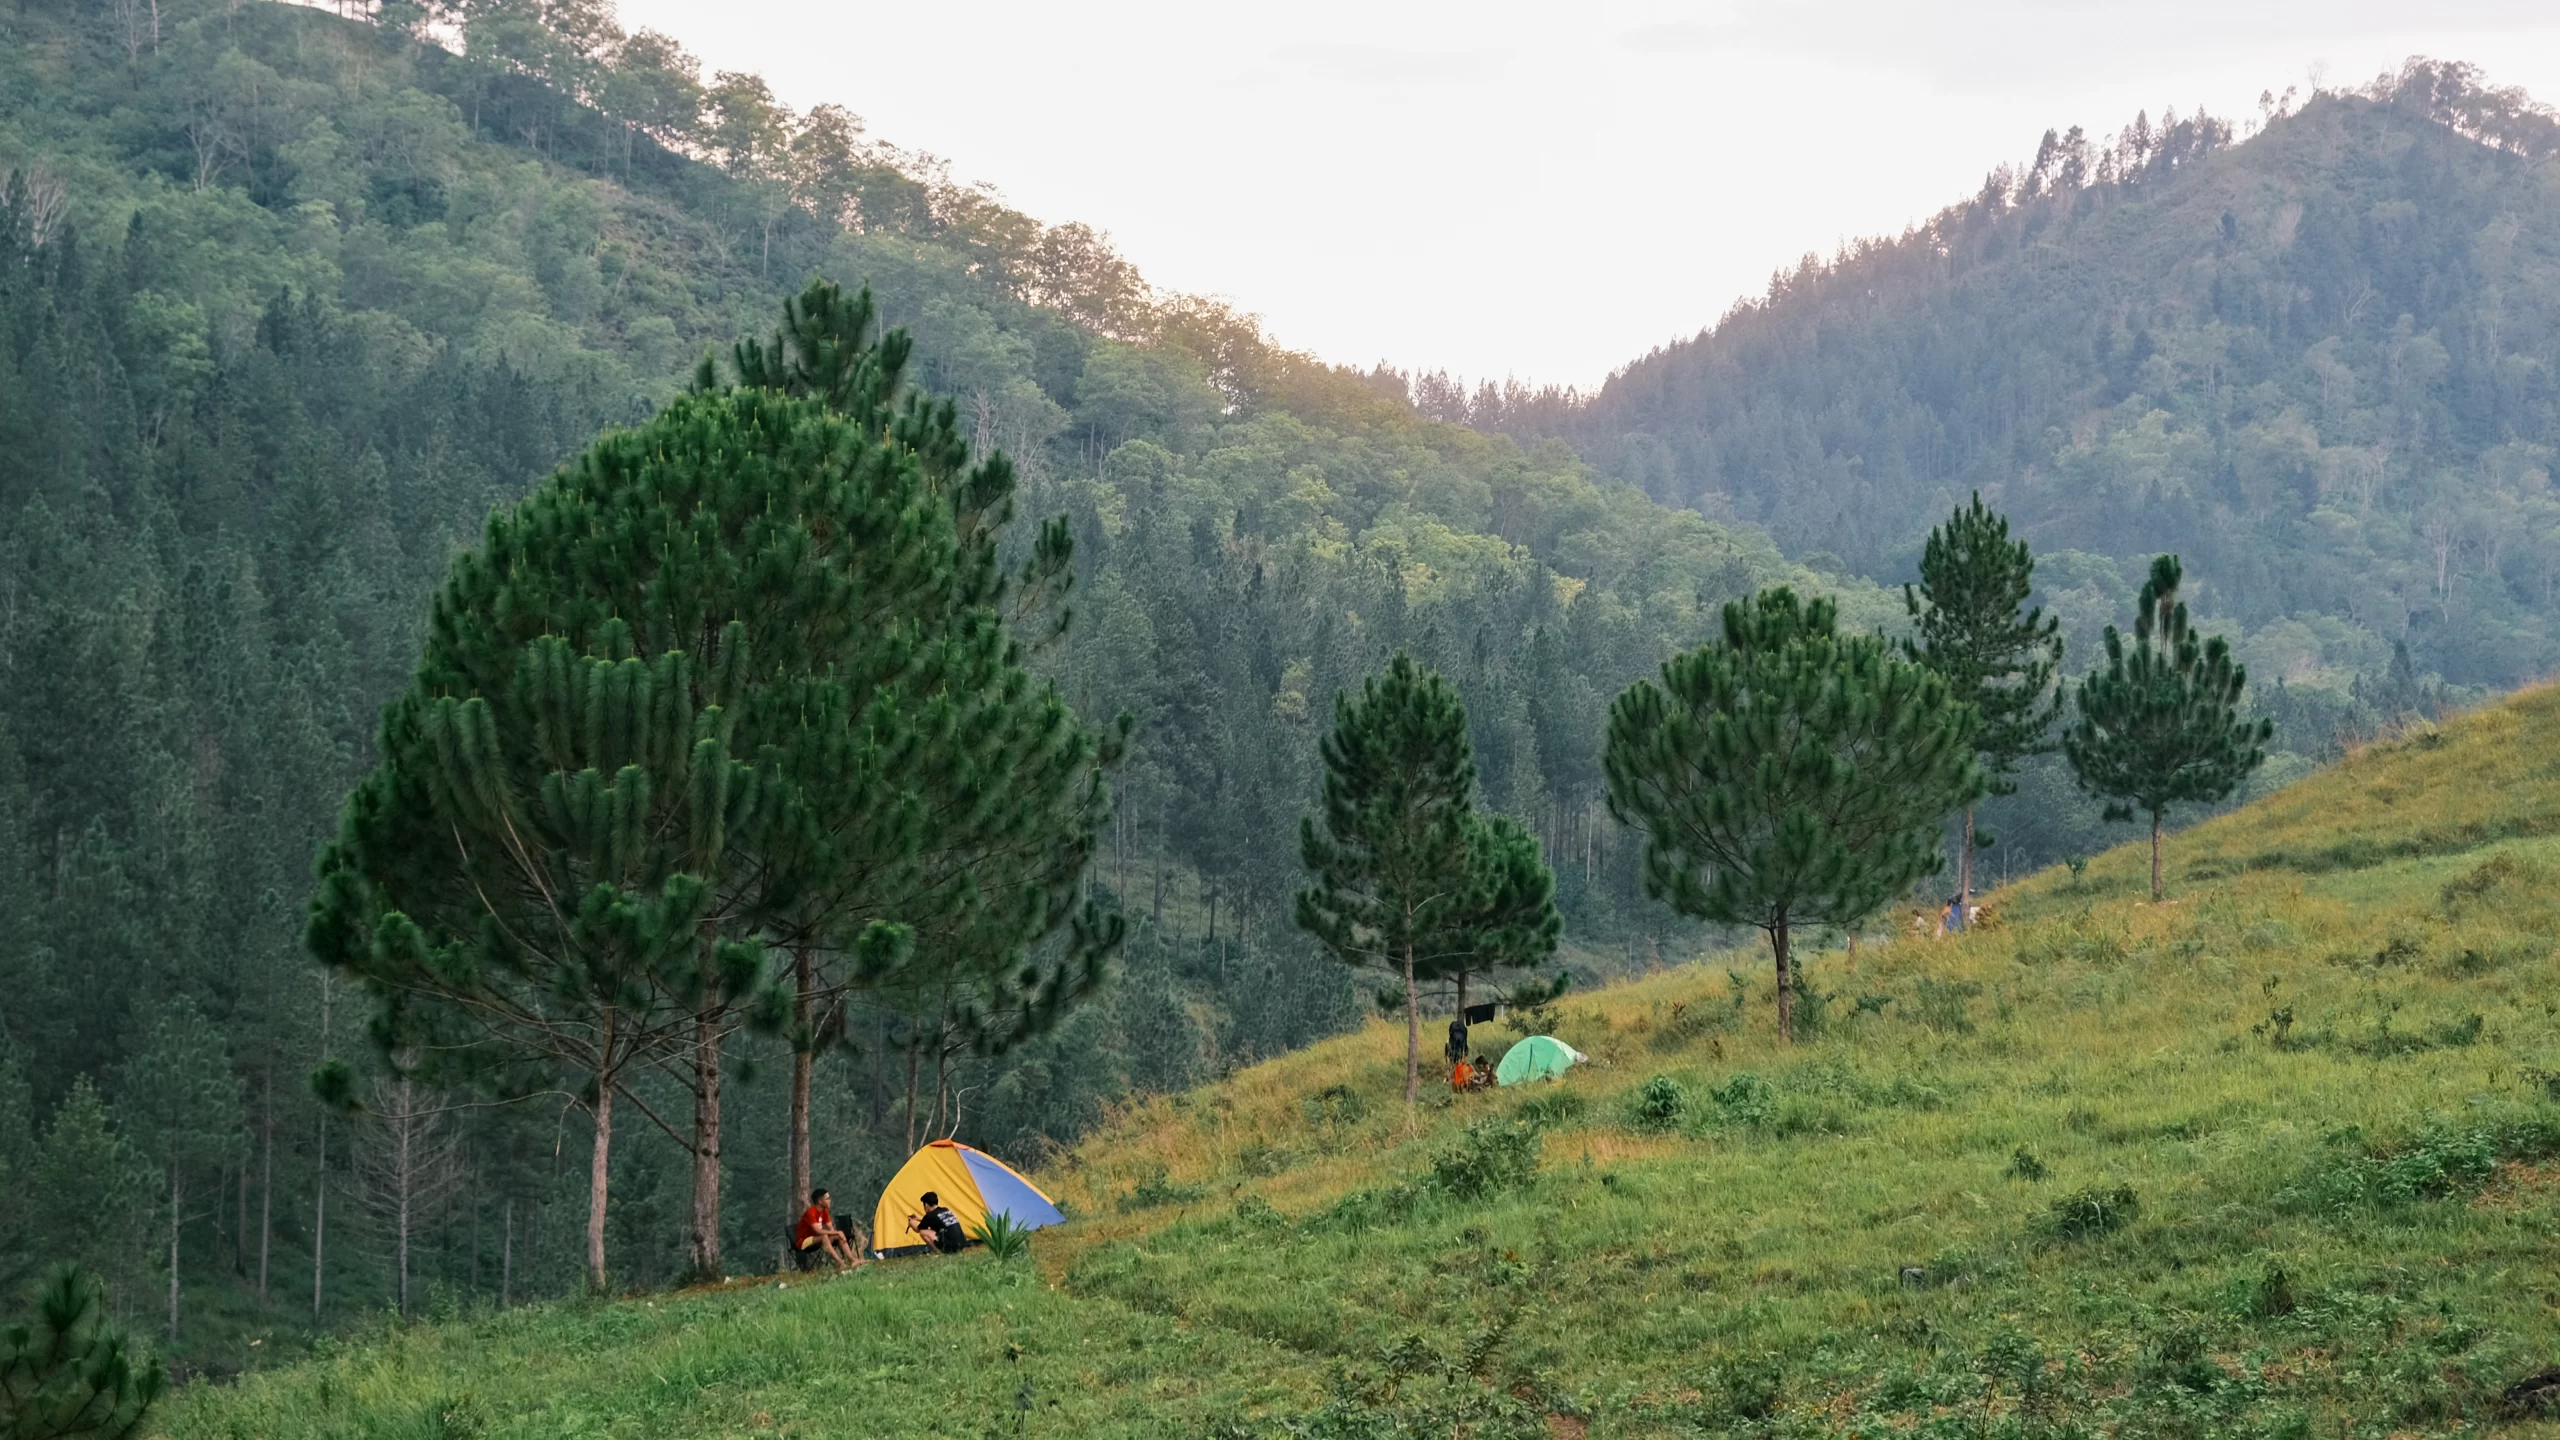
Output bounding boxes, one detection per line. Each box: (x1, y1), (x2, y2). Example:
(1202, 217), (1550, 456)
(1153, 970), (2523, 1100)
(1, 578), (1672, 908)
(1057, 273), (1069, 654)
(618, 0), (2560, 390)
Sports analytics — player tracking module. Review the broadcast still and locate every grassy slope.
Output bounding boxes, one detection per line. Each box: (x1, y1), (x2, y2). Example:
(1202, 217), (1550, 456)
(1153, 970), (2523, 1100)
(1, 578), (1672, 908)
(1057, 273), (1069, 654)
(164, 690), (2560, 1437)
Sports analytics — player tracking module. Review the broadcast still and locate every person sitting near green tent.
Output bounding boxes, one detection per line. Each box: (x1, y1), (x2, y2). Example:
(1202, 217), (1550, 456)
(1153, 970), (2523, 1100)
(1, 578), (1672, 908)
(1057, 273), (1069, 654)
(908, 1192), (968, 1254)
(794, 1188), (859, 1272)
(1469, 1056), (1495, 1091)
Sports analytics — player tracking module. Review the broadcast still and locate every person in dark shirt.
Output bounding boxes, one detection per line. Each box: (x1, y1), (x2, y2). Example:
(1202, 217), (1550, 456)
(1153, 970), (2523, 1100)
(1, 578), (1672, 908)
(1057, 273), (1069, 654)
(910, 1191), (968, 1254)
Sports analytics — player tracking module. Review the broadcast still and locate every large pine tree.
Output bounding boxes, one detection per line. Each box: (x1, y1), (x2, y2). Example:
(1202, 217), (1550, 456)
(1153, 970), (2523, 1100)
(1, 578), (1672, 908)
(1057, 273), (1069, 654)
(1605, 589), (1982, 1038)
(308, 332), (1115, 1285)
(1901, 492), (2062, 927)
(2063, 555), (2271, 900)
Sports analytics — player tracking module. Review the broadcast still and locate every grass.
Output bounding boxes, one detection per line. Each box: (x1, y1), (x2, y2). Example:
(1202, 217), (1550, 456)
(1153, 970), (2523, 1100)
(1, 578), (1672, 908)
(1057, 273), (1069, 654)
(161, 684), (2560, 1436)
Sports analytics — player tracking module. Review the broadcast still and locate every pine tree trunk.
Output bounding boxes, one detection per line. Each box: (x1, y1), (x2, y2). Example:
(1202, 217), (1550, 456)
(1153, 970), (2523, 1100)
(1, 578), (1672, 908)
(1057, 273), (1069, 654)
(1957, 805), (1975, 930)
(902, 1040), (921, 1155)
(585, 1084), (613, 1294)
(501, 1198), (513, 1308)
(1771, 916), (1795, 1043)
(1402, 939), (1420, 1106)
(2150, 810), (2165, 901)
(258, 1074), (273, 1307)
(311, 1114), (327, 1325)
(395, 1080), (413, 1317)
(789, 947), (813, 1210)
(166, 1166), (181, 1344)
(686, 1003), (725, 1282)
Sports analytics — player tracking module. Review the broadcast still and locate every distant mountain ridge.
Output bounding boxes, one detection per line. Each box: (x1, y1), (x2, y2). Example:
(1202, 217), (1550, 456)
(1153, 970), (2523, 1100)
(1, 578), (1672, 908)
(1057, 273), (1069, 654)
(1514, 61), (2560, 695)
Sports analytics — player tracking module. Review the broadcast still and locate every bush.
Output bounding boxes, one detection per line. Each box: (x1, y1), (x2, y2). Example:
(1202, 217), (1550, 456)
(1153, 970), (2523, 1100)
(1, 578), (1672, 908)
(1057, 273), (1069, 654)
(1431, 1119), (1542, 1200)
(2039, 1184), (2139, 1240)
(2277, 1120), (2560, 1213)
(1706, 1073), (1778, 1129)
(1628, 1075), (1689, 1133)
(2005, 1146), (2047, 1181)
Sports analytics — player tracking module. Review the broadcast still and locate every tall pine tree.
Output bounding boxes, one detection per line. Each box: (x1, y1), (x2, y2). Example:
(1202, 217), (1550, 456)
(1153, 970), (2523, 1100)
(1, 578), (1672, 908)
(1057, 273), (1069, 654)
(1606, 589), (1982, 1039)
(2063, 555), (2271, 900)
(1297, 654), (1556, 1104)
(1901, 493), (2062, 927)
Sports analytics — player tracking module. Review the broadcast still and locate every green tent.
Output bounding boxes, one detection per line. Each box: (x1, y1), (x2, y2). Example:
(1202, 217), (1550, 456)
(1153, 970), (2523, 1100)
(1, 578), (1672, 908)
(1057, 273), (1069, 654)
(1495, 1035), (1585, 1086)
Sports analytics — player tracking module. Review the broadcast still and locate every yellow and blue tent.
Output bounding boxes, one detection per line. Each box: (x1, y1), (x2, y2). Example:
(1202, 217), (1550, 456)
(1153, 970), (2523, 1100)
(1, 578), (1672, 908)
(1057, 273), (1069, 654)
(870, 1139), (1064, 1258)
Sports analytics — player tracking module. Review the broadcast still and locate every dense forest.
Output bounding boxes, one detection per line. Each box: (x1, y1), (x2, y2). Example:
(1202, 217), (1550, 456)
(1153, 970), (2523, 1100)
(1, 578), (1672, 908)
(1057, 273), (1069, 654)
(1507, 62), (2560, 702)
(0, 0), (1912, 1372)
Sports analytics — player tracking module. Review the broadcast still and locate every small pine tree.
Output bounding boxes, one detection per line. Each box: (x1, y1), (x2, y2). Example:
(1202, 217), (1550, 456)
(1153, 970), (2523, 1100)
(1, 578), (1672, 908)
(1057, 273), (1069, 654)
(1299, 653), (1550, 1105)
(1605, 589), (1983, 1039)
(2063, 555), (2272, 900)
(0, 1266), (164, 1440)
(1422, 813), (1564, 1019)
(1902, 492), (2063, 926)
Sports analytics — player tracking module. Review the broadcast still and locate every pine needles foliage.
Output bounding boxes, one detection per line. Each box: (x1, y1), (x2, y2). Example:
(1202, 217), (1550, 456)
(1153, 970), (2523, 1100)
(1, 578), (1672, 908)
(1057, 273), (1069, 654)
(1604, 588), (1983, 1039)
(2063, 555), (2272, 900)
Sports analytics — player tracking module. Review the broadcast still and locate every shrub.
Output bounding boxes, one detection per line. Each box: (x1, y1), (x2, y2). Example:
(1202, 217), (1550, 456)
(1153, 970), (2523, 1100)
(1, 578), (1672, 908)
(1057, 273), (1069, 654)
(1431, 1119), (1542, 1200)
(1706, 1073), (1778, 1129)
(1308, 1183), (1424, 1234)
(2039, 1184), (2139, 1240)
(2005, 1146), (2048, 1181)
(1301, 1083), (1368, 1130)
(2275, 1121), (2560, 1213)
(1628, 1075), (1689, 1133)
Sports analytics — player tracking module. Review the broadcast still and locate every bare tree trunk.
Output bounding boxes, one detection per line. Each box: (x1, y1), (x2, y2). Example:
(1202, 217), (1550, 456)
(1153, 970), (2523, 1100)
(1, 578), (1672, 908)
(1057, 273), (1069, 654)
(2150, 810), (2164, 901)
(931, 1043), (951, 1140)
(313, 972), (330, 1326)
(394, 1079), (413, 1317)
(166, 1167), (181, 1344)
(686, 1003), (725, 1282)
(584, 1085), (612, 1294)
(501, 1198), (513, 1308)
(257, 1072), (272, 1307)
(234, 1162), (248, 1275)
(902, 1039), (921, 1155)
(1772, 915), (1795, 1043)
(1401, 940), (1420, 1106)
(789, 947), (813, 1208)
(311, 1114), (327, 1325)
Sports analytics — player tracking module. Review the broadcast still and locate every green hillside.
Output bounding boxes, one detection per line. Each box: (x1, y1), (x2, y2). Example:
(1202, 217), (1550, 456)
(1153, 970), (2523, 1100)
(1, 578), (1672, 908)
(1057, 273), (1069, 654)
(0, 0), (1874, 1370)
(1539, 64), (2560, 697)
(162, 684), (2560, 1436)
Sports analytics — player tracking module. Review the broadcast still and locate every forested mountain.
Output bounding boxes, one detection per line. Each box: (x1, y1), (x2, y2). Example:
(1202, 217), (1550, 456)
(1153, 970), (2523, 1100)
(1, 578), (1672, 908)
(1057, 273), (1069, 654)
(1515, 63), (2560, 705)
(0, 0), (1870, 1369)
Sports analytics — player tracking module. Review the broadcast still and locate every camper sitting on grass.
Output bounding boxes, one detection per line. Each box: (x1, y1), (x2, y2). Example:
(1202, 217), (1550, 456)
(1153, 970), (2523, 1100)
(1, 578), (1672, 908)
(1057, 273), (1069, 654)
(794, 1189), (860, 1271)
(909, 1192), (968, 1254)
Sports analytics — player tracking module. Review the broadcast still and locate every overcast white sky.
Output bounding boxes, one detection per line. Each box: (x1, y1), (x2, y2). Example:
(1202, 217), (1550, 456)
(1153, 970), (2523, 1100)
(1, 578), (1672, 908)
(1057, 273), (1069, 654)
(619, 0), (2560, 389)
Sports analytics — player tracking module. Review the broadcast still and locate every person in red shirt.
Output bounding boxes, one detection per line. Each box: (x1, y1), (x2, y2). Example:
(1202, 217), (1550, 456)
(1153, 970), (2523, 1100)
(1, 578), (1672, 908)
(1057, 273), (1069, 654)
(1451, 1058), (1474, 1092)
(794, 1188), (858, 1271)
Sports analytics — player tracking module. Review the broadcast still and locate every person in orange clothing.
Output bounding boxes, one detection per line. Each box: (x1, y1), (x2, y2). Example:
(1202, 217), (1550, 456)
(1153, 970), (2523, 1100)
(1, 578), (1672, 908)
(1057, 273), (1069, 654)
(794, 1188), (859, 1271)
(1451, 1056), (1475, 1092)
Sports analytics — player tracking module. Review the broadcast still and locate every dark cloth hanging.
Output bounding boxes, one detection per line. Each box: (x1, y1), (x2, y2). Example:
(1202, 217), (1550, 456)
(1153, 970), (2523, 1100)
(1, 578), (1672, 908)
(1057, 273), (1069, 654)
(1462, 1002), (1500, 1026)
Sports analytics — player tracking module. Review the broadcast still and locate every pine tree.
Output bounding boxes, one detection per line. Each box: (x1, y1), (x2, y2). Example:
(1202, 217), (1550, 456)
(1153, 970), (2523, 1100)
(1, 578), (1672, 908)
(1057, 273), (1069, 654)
(2063, 555), (2271, 900)
(699, 279), (1117, 1204)
(1297, 653), (1536, 1105)
(0, 1265), (164, 1440)
(1421, 813), (1564, 1019)
(1605, 589), (1983, 1039)
(1901, 492), (2062, 927)
(111, 998), (242, 1346)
